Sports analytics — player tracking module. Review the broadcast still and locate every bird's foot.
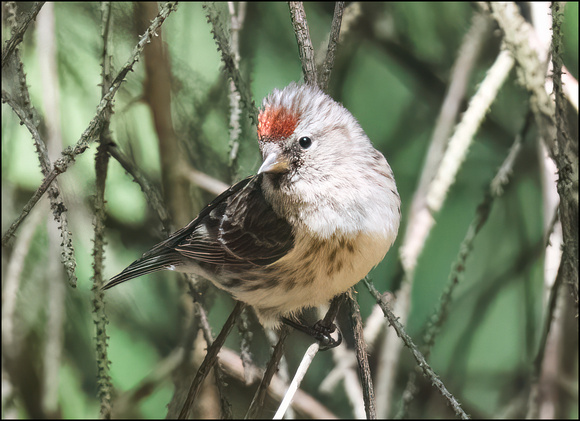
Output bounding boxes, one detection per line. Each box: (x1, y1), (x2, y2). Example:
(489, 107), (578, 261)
(282, 317), (342, 350)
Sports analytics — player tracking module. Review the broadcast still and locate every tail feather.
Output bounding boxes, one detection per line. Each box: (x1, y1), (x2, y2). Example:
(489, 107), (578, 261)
(103, 254), (182, 290)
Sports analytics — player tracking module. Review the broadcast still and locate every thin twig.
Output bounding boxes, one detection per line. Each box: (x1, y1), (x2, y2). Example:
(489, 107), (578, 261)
(108, 146), (172, 235)
(3, 12), (78, 286)
(363, 278), (469, 420)
(178, 302), (245, 419)
(1, 89), (77, 286)
(272, 294), (344, 419)
(194, 301), (233, 418)
(397, 113), (530, 417)
(245, 326), (290, 419)
(549, 2), (578, 309)
(203, 2), (258, 124)
(319, 334), (366, 418)
(1, 2), (45, 67)
(1, 1), (178, 246)
(218, 347), (338, 418)
(347, 289), (376, 419)
(92, 3), (114, 417)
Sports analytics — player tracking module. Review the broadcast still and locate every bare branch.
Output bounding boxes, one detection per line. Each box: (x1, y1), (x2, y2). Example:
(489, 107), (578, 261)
(245, 327), (290, 419)
(288, 2), (318, 87)
(347, 289), (376, 419)
(1, 2), (45, 67)
(318, 2), (345, 92)
(274, 342), (320, 419)
(204, 2), (258, 124)
(363, 278), (469, 419)
(178, 302), (245, 419)
(1, 1), (178, 246)
(92, 3), (115, 417)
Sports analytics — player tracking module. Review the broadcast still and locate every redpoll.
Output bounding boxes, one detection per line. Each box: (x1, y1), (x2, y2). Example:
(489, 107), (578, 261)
(104, 83), (400, 332)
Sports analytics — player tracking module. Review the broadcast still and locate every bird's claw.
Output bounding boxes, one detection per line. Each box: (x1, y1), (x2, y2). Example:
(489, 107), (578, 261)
(313, 321), (343, 350)
(282, 317), (343, 350)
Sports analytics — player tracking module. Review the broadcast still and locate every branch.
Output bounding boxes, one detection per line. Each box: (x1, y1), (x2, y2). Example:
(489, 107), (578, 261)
(318, 2), (345, 92)
(274, 342), (320, 419)
(1, 1), (178, 246)
(245, 326), (290, 419)
(549, 2), (578, 309)
(178, 302), (245, 419)
(363, 278), (469, 419)
(227, 1), (247, 176)
(1, 2), (45, 67)
(203, 2), (258, 125)
(347, 289), (376, 419)
(397, 113), (530, 417)
(108, 146), (172, 234)
(288, 2), (318, 87)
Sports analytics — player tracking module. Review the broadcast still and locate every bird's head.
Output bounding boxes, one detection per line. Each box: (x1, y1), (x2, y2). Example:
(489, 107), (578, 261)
(256, 83), (372, 185)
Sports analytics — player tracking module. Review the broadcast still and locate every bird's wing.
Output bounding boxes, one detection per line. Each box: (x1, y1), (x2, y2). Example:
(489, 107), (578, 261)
(172, 174), (295, 267)
(103, 175), (294, 290)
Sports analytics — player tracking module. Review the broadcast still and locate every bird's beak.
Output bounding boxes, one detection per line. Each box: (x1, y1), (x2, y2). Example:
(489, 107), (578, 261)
(258, 150), (290, 174)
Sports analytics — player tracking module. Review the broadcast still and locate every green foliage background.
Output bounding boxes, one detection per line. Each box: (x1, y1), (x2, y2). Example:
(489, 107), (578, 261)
(2, 2), (578, 419)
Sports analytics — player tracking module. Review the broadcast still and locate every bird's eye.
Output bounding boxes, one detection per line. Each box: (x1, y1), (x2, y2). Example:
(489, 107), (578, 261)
(298, 136), (312, 149)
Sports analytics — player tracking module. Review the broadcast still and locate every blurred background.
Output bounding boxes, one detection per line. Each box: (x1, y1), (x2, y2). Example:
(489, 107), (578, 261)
(2, 2), (578, 419)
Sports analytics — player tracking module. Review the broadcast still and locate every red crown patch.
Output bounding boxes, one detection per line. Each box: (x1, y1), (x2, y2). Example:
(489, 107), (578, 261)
(258, 107), (298, 141)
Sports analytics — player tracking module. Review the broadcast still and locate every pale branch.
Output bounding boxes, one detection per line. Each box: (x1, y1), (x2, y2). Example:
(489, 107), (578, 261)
(383, 45), (514, 419)
(274, 342), (320, 419)
(425, 49), (514, 213)
(376, 13), (491, 418)
(397, 113), (530, 417)
(490, 1), (578, 311)
(227, 1), (246, 175)
(271, 294), (343, 419)
(218, 347), (338, 418)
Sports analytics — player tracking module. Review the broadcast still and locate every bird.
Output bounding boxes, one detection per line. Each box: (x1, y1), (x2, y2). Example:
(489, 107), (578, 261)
(104, 82), (400, 334)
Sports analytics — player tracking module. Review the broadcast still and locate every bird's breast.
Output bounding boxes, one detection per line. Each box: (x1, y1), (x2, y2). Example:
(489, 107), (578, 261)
(226, 230), (393, 328)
